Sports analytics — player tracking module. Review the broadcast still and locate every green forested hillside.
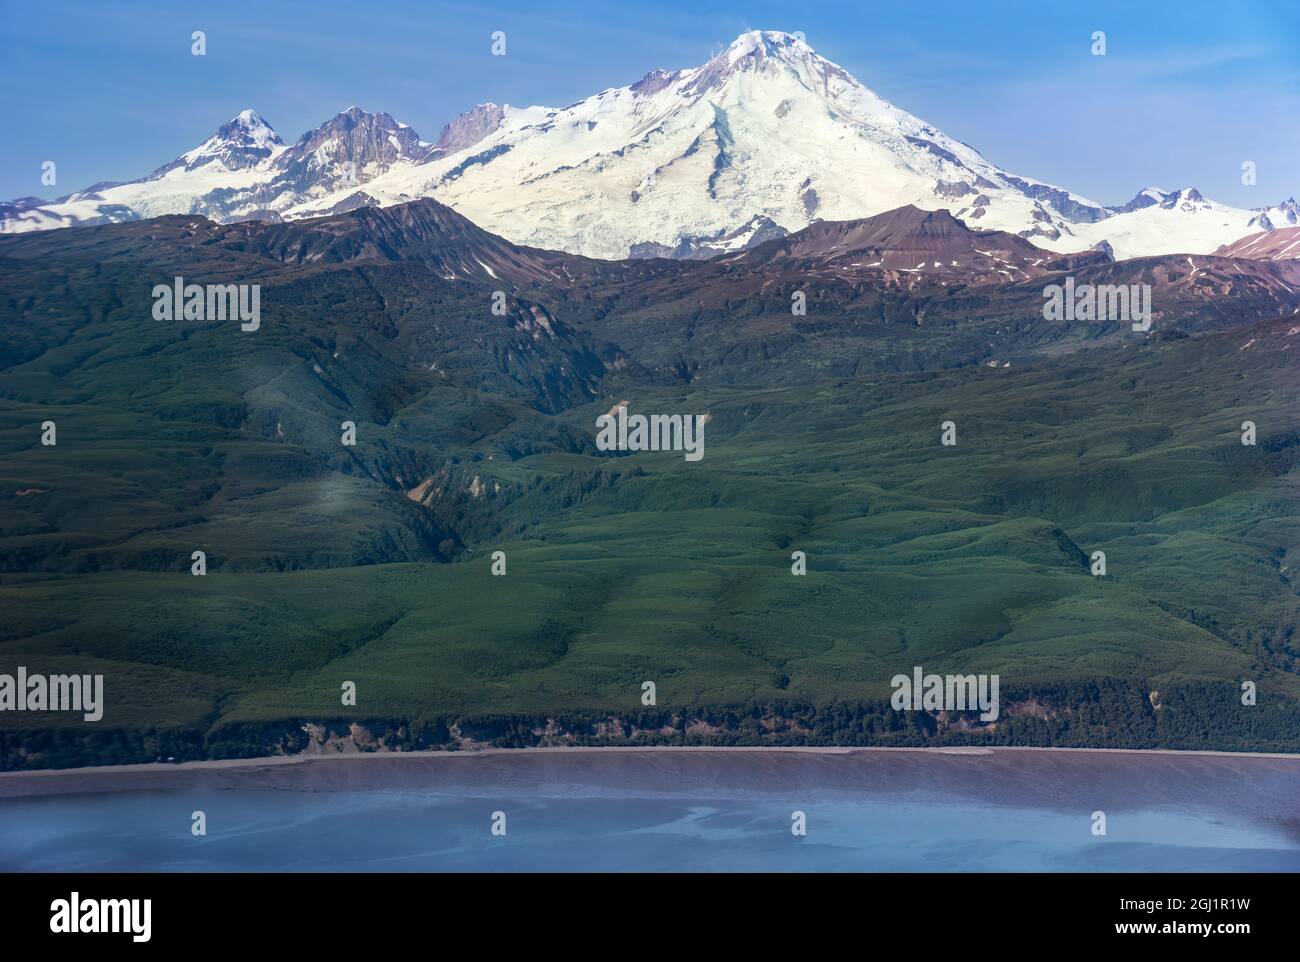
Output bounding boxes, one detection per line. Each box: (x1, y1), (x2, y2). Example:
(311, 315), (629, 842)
(2, 205), (1298, 767)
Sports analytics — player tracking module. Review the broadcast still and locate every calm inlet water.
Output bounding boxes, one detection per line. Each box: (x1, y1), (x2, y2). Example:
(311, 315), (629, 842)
(2, 748), (1298, 871)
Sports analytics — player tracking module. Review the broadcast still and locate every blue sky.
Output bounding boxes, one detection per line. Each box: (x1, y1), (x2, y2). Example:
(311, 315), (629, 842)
(2, 0), (1297, 206)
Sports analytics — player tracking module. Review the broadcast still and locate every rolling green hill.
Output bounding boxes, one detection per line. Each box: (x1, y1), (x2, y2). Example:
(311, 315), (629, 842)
(2, 202), (1298, 767)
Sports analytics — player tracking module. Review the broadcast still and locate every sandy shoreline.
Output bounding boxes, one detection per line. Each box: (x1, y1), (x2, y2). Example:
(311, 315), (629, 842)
(2, 742), (1298, 794)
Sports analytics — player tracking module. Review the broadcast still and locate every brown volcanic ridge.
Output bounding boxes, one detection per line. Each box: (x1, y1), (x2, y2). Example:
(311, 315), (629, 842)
(724, 205), (1109, 285)
(7, 198), (1299, 314)
(1215, 226), (1300, 261)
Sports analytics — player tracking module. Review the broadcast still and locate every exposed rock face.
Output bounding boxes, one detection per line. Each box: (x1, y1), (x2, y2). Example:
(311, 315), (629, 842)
(1248, 197), (1300, 231)
(259, 107), (435, 197)
(435, 103), (507, 155)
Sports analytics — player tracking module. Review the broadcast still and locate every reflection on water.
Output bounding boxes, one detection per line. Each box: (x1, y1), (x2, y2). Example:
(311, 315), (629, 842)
(2, 749), (1298, 872)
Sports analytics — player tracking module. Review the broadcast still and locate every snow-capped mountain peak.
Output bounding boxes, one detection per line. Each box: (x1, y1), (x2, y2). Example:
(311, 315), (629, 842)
(273, 106), (435, 180)
(723, 29), (806, 60)
(153, 109), (285, 178)
(232, 109), (281, 146)
(682, 29), (925, 133)
(1248, 197), (1300, 231)
(1108, 187), (1169, 213)
(698, 30), (825, 81)
(1161, 186), (1207, 208)
(298, 30), (1112, 258)
(2, 30), (1294, 261)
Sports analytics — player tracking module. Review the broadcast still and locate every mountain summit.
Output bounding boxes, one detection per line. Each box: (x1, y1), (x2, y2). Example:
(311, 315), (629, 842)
(151, 109), (284, 177)
(341, 28), (1110, 258)
(2, 31), (1293, 259)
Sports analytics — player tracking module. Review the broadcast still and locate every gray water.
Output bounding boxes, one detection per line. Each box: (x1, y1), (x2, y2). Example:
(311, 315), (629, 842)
(2, 748), (1298, 871)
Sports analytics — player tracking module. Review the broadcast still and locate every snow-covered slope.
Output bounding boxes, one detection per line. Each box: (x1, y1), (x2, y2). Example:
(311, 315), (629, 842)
(3, 31), (1293, 262)
(1, 110), (290, 231)
(1061, 188), (1287, 260)
(0, 107), (440, 232)
(288, 31), (1114, 258)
